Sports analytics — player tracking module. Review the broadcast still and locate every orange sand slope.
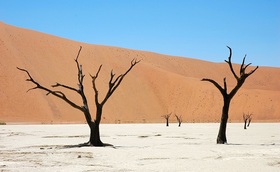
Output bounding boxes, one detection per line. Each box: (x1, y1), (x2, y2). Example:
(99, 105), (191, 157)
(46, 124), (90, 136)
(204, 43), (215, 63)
(0, 22), (279, 123)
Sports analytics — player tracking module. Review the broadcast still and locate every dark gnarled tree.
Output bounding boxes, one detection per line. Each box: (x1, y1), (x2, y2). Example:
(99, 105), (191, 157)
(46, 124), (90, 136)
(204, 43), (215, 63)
(162, 113), (171, 127)
(175, 114), (182, 127)
(202, 46), (258, 144)
(243, 112), (252, 129)
(17, 46), (140, 146)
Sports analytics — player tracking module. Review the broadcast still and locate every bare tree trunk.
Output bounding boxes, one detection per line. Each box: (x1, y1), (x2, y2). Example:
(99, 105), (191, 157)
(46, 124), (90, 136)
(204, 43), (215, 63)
(243, 113), (247, 129)
(244, 121), (247, 129)
(166, 118), (169, 127)
(247, 118), (251, 127)
(217, 99), (230, 144)
(89, 121), (103, 146)
(88, 105), (103, 146)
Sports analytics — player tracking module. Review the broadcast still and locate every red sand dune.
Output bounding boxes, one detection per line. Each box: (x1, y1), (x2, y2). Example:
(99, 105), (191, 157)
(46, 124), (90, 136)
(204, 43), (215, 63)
(0, 22), (279, 124)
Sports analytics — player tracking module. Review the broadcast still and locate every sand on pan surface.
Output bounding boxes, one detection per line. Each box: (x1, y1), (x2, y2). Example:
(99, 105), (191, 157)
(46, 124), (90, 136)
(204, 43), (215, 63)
(0, 123), (279, 171)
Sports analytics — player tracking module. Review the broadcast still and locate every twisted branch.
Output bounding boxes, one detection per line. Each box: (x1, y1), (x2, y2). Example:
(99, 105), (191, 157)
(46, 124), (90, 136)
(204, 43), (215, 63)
(17, 67), (83, 112)
(202, 46), (259, 99)
(91, 58), (141, 106)
(17, 46), (92, 124)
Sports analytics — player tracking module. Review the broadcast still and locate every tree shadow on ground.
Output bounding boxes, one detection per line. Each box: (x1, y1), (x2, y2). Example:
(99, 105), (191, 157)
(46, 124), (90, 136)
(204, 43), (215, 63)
(227, 143), (277, 146)
(60, 142), (116, 149)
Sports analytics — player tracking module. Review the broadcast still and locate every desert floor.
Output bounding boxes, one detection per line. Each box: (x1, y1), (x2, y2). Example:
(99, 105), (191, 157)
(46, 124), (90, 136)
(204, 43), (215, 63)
(0, 123), (279, 172)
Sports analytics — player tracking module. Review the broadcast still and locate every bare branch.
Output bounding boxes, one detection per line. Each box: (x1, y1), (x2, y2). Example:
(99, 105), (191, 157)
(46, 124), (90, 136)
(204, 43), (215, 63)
(109, 70), (115, 85)
(201, 78), (225, 95)
(161, 113), (172, 119)
(74, 46), (86, 87)
(123, 58), (141, 76)
(17, 46), (94, 124)
(240, 54), (246, 76)
(225, 46), (239, 80)
(223, 77), (227, 94)
(90, 65), (103, 105)
(243, 63), (252, 73)
(100, 58), (140, 105)
(52, 83), (79, 93)
(17, 67), (83, 112)
(17, 67), (41, 89)
(91, 65), (103, 79)
(75, 46), (83, 62)
(27, 87), (38, 93)
(246, 66), (259, 77)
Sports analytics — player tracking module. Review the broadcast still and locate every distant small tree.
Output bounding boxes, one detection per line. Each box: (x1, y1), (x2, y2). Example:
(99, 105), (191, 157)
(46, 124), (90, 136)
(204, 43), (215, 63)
(202, 46), (258, 144)
(162, 113), (171, 126)
(17, 46), (140, 146)
(175, 114), (182, 127)
(243, 113), (252, 129)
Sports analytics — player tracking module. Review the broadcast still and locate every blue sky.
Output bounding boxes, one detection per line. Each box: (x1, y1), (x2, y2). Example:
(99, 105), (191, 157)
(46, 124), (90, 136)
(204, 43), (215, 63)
(1, 0), (279, 67)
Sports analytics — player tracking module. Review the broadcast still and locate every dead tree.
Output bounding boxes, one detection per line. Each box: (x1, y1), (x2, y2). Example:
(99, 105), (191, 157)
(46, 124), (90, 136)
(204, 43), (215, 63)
(202, 46), (258, 144)
(247, 115), (252, 127)
(175, 114), (182, 127)
(243, 113), (252, 129)
(162, 113), (171, 126)
(17, 46), (140, 146)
